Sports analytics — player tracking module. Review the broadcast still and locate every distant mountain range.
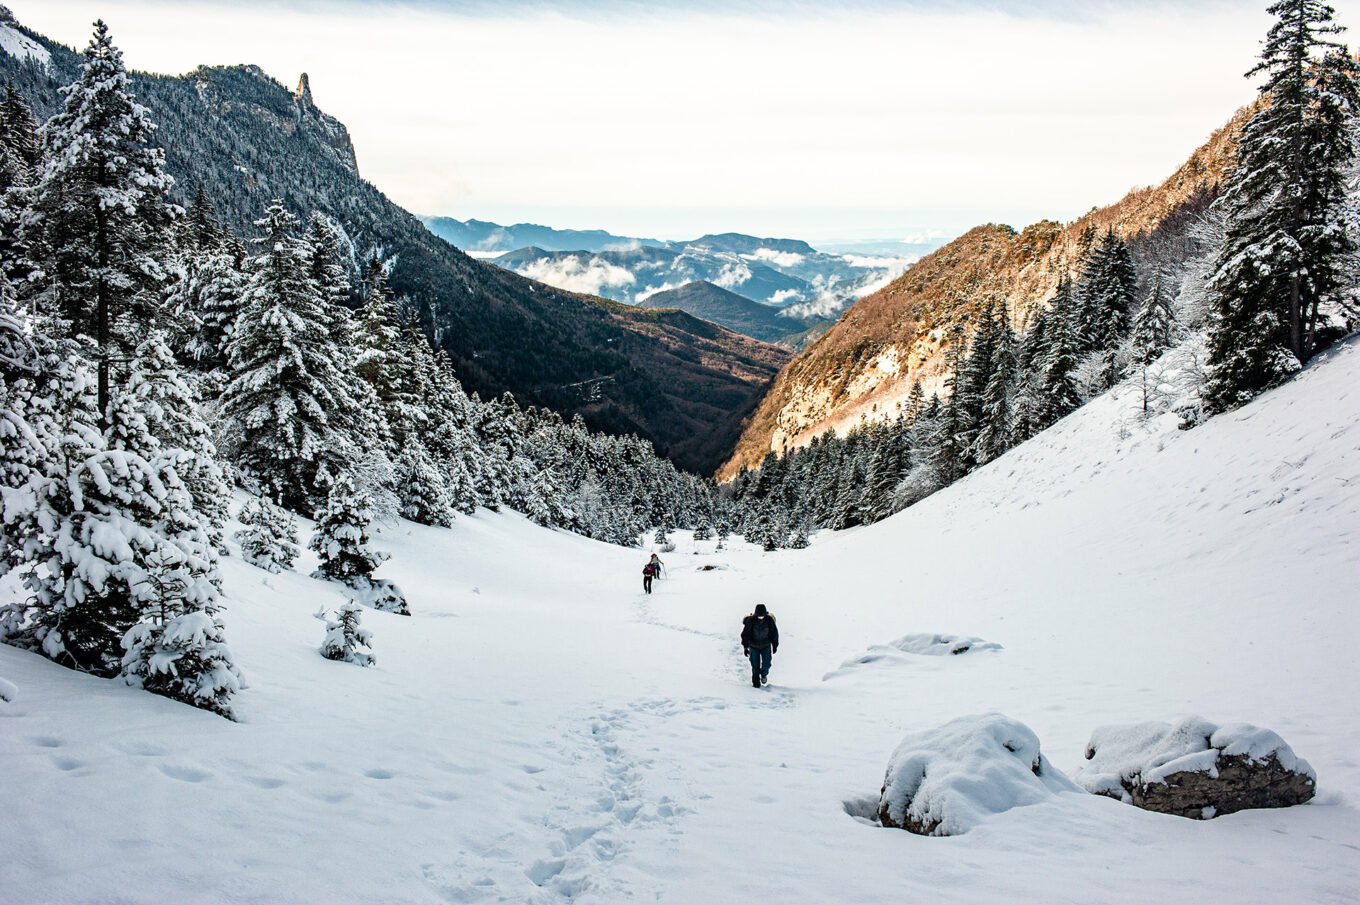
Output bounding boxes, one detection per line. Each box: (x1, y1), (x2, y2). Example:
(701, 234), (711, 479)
(422, 216), (933, 324)
(638, 281), (827, 346)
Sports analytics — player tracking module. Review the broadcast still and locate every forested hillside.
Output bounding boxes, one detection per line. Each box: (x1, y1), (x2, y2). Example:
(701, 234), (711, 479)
(721, 109), (1246, 479)
(0, 12), (783, 475)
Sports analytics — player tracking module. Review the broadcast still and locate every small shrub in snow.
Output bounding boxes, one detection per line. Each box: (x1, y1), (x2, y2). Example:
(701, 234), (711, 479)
(319, 601), (374, 667)
(122, 610), (242, 720)
(311, 475), (386, 583)
(878, 713), (1078, 836)
(692, 524), (714, 541)
(1073, 716), (1316, 819)
(235, 495), (299, 573)
(310, 475), (408, 614)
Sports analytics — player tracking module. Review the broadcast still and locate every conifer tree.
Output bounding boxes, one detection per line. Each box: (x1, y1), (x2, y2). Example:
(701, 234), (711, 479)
(1080, 231), (1138, 388)
(2, 355), (224, 679)
(353, 258), (403, 404)
(235, 495), (300, 573)
(221, 201), (366, 512)
(1131, 274), (1177, 366)
(306, 212), (354, 338)
(929, 322), (971, 486)
(1205, 0), (1360, 413)
(393, 442), (454, 527)
(20, 21), (176, 416)
(903, 379), (926, 424)
(120, 549), (241, 721)
(861, 435), (904, 524)
(310, 474), (386, 584)
(975, 307), (1018, 464)
(1038, 279), (1083, 429)
(128, 332), (230, 551)
(0, 82), (39, 269)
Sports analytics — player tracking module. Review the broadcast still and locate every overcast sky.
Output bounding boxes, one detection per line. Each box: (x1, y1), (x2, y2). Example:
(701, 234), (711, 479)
(14, 1), (1345, 244)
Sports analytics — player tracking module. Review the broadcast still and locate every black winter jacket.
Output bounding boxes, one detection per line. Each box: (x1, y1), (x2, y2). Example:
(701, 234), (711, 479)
(741, 614), (779, 652)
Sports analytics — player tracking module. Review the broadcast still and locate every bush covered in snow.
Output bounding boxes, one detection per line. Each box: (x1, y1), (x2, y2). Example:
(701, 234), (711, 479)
(122, 610), (243, 719)
(1073, 717), (1317, 819)
(878, 713), (1078, 836)
(319, 600), (374, 667)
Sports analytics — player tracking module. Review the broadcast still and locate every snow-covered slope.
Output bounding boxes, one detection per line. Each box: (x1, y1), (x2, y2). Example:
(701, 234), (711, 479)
(3, 339), (1359, 903)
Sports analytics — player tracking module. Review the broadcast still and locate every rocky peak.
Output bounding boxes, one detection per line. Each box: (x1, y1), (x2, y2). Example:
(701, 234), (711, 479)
(295, 72), (313, 107)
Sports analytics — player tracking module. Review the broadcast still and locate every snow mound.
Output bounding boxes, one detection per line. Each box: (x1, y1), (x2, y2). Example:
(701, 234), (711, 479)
(891, 633), (1002, 656)
(825, 632), (1000, 680)
(877, 713), (1079, 836)
(0, 674), (16, 702)
(1073, 717), (1317, 818)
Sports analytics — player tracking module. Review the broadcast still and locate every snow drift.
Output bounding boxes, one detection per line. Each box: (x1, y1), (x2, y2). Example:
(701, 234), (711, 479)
(877, 713), (1079, 835)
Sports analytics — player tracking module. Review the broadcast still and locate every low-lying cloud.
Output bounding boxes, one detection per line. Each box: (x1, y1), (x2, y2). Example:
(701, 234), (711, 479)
(516, 254), (637, 298)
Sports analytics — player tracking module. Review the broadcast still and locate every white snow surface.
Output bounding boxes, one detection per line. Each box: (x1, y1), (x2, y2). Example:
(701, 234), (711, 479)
(3, 337), (1360, 902)
(1075, 716), (1316, 800)
(878, 712), (1080, 835)
(0, 23), (48, 67)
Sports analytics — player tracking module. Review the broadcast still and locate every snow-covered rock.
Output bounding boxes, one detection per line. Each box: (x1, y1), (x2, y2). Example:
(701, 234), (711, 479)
(1073, 717), (1316, 819)
(877, 713), (1079, 835)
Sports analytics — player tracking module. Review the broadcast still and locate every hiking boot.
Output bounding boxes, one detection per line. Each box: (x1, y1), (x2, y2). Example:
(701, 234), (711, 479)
(752, 678), (761, 688)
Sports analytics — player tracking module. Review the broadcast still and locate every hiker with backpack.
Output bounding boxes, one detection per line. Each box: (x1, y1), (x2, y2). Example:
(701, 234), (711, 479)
(642, 554), (664, 594)
(740, 604), (779, 687)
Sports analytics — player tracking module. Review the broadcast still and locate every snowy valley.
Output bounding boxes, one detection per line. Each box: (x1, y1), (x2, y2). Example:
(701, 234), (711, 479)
(3, 2), (1360, 903)
(4, 333), (1358, 903)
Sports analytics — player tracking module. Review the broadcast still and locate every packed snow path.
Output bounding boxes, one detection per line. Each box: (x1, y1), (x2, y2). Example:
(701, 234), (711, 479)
(4, 340), (1360, 903)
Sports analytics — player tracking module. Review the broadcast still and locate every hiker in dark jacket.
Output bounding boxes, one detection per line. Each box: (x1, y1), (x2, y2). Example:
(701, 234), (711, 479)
(740, 604), (779, 687)
(642, 554), (663, 594)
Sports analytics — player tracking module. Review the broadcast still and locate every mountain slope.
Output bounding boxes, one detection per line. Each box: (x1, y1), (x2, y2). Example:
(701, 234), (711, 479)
(719, 110), (1245, 479)
(0, 19), (782, 475)
(639, 280), (826, 345)
(3, 330), (1356, 902)
(421, 216), (665, 254)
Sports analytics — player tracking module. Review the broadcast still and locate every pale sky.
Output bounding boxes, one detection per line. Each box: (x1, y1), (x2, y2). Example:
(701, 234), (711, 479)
(14, 1), (1347, 244)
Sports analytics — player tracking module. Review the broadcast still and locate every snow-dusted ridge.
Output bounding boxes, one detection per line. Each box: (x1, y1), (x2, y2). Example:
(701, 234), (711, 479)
(0, 12), (50, 69)
(2, 338), (1359, 901)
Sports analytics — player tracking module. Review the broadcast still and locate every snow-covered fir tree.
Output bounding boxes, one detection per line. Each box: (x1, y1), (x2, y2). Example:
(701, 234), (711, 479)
(1131, 273), (1177, 367)
(19, 21), (176, 416)
(235, 495), (300, 573)
(319, 600), (374, 667)
(309, 473), (408, 614)
(220, 200), (370, 513)
(1205, 0), (1359, 413)
(120, 551), (242, 720)
(127, 331), (230, 551)
(310, 473), (386, 584)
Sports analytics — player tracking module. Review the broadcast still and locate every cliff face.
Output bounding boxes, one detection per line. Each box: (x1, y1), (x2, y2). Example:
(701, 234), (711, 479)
(718, 110), (1247, 481)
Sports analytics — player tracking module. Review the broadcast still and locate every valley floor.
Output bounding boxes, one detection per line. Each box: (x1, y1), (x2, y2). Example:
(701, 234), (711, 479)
(4, 340), (1360, 904)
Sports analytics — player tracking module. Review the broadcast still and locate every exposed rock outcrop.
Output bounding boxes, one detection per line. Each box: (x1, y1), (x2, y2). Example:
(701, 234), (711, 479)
(1073, 716), (1316, 819)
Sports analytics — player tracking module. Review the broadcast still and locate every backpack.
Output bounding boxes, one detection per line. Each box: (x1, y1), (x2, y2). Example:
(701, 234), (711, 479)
(643, 562), (658, 577)
(750, 617), (772, 646)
